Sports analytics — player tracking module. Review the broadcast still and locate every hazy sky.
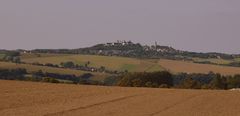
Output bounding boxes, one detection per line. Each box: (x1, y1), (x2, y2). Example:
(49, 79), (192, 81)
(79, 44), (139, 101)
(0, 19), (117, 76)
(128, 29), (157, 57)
(0, 0), (240, 53)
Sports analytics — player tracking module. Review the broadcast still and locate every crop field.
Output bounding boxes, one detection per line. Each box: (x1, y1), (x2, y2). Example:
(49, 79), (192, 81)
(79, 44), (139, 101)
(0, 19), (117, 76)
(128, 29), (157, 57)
(20, 53), (240, 75)
(158, 59), (240, 75)
(21, 54), (164, 72)
(191, 58), (233, 64)
(0, 62), (108, 79)
(20, 53), (68, 59)
(1, 80), (240, 116)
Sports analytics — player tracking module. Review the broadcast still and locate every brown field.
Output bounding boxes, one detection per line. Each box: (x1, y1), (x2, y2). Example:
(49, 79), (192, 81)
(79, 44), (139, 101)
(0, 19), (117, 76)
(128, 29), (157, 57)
(159, 59), (240, 75)
(21, 54), (164, 72)
(20, 53), (240, 75)
(1, 80), (240, 116)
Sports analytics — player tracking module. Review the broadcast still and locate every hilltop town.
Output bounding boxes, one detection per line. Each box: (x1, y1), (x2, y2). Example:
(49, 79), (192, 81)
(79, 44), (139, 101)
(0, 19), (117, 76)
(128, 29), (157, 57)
(29, 41), (238, 61)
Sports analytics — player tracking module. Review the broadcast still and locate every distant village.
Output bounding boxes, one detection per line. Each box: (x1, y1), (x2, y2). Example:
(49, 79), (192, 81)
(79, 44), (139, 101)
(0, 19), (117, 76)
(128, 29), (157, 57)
(104, 40), (134, 46)
(103, 40), (178, 53)
(14, 40), (238, 61)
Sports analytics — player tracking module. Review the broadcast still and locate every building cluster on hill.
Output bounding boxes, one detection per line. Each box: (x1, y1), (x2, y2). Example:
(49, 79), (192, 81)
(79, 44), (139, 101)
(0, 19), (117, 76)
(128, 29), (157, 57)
(23, 40), (239, 60)
(104, 40), (134, 46)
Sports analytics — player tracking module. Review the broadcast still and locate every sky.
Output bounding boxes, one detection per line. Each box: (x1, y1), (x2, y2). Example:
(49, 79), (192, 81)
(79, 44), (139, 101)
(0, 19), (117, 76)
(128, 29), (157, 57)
(0, 0), (240, 54)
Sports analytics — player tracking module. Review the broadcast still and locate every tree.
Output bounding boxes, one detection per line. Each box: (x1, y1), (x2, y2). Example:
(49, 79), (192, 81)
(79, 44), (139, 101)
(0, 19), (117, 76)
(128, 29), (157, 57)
(43, 77), (60, 83)
(3, 51), (21, 63)
(60, 61), (75, 68)
(6, 51), (20, 57)
(81, 73), (93, 79)
(227, 75), (240, 89)
(99, 66), (106, 72)
(117, 71), (173, 88)
(179, 78), (201, 89)
(209, 74), (226, 89)
(12, 57), (21, 63)
(4, 56), (13, 61)
(35, 70), (44, 76)
(45, 63), (55, 67)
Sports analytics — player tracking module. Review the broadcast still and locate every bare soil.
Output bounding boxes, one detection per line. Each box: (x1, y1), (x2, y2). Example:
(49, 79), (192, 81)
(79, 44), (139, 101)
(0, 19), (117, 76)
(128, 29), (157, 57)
(1, 80), (240, 116)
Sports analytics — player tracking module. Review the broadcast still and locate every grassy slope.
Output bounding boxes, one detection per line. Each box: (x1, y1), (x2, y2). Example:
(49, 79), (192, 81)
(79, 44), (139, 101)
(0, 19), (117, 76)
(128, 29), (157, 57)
(20, 53), (240, 75)
(1, 80), (240, 116)
(21, 54), (164, 72)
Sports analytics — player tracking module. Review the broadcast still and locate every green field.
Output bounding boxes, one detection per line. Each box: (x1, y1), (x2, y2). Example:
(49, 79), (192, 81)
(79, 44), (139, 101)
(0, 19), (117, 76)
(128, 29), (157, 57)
(21, 54), (164, 72)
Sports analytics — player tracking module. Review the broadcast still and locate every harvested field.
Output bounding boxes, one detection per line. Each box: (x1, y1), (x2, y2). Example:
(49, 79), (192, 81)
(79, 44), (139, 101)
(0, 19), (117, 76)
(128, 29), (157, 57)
(159, 59), (240, 75)
(1, 80), (240, 116)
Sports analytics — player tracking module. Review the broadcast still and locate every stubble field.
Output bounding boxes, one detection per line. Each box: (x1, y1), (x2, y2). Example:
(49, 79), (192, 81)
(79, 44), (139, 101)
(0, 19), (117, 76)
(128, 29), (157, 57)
(1, 80), (240, 116)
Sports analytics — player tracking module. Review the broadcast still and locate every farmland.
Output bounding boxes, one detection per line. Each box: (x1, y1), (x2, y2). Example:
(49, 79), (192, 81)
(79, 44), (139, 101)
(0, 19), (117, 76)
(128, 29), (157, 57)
(0, 61), (108, 80)
(20, 53), (240, 75)
(158, 59), (240, 75)
(191, 57), (233, 65)
(1, 80), (240, 116)
(21, 54), (164, 72)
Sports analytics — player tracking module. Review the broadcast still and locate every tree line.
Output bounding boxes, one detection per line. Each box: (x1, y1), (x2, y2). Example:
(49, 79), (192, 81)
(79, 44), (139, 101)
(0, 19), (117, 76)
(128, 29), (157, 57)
(1, 68), (240, 90)
(117, 71), (240, 90)
(0, 68), (100, 85)
(0, 51), (21, 63)
(29, 61), (125, 74)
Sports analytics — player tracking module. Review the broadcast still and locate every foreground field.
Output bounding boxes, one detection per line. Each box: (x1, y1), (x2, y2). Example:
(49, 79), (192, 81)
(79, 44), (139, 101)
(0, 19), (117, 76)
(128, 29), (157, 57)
(1, 80), (240, 116)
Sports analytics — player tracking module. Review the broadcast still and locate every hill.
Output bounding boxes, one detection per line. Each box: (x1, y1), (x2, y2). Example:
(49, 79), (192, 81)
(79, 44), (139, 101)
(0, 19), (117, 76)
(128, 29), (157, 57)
(20, 53), (164, 72)
(30, 41), (239, 60)
(20, 53), (240, 75)
(1, 80), (240, 116)
(26, 41), (240, 67)
(2, 41), (240, 68)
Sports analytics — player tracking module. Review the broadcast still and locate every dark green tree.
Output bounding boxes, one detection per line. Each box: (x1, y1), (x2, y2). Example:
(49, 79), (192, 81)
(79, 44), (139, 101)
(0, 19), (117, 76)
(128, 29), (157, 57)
(179, 78), (201, 89)
(60, 61), (75, 68)
(209, 74), (226, 89)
